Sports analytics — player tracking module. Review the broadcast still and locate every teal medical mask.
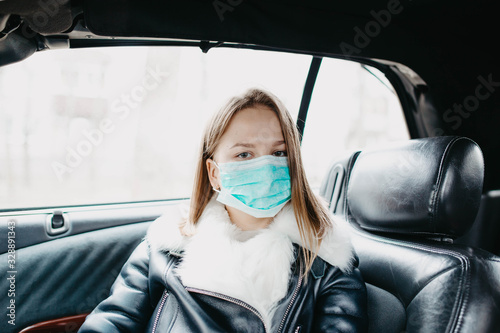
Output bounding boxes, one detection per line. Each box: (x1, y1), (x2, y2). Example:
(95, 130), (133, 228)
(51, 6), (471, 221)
(214, 155), (292, 218)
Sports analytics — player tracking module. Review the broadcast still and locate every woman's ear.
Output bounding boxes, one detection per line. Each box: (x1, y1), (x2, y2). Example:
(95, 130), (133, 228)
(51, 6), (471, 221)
(206, 158), (221, 190)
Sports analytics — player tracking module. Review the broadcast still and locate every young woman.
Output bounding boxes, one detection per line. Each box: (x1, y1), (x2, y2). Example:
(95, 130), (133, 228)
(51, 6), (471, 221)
(79, 89), (368, 332)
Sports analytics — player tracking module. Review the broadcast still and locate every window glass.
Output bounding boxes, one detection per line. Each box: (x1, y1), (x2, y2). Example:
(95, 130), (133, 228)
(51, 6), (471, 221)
(301, 58), (409, 190)
(0, 47), (311, 210)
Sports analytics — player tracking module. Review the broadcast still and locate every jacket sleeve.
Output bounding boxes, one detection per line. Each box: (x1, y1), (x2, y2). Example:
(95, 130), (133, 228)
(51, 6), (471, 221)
(78, 241), (154, 333)
(313, 266), (369, 332)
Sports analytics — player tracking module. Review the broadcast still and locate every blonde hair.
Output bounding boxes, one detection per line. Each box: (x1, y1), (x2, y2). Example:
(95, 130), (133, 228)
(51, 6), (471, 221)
(187, 88), (333, 276)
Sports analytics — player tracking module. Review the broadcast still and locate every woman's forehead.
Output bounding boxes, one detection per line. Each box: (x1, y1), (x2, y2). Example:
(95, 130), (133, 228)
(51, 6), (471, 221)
(224, 106), (283, 140)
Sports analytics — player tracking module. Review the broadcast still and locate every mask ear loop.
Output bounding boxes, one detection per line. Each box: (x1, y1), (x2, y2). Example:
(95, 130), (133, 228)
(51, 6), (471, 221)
(212, 160), (221, 193)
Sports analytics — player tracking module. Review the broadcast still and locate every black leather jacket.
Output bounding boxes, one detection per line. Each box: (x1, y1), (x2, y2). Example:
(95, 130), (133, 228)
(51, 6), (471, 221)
(79, 242), (368, 332)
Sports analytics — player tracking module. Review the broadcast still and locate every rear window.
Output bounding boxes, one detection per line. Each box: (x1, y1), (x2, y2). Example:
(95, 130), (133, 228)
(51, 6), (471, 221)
(0, 47), (408, 210)
(301, 58), (409, 189)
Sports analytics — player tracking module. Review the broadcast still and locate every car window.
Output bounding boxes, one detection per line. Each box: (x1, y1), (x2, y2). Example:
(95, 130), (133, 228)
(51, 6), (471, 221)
(0, 48), (408, 210)
(0, 47), (311, 210)
(301, 58), (409, 190)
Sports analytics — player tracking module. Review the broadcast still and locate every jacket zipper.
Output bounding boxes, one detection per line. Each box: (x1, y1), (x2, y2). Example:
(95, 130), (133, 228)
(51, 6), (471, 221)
(277, 273), (303, 333)
(153, 252), (180, 333)
(186, 287), (269, 333)
(152, 290), (169, 333)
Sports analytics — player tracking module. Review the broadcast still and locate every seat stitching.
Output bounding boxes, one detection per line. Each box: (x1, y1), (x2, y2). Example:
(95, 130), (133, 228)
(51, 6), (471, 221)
(450, 256), (471, 333)
(351, 227), (471, 333)
(430, 137), (461, 232)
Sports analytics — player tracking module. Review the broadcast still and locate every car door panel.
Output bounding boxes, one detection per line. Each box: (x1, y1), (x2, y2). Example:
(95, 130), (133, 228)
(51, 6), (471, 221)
(0, 200), (186, 333)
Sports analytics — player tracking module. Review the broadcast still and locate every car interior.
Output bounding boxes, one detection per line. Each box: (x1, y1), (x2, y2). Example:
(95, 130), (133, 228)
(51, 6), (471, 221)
(1, 0), (499, 332)
(321, 136), (500, 332)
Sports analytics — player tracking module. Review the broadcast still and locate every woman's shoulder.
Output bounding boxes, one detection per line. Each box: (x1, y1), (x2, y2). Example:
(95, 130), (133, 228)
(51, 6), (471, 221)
(272, 204), (356, 274)
(145, 198), (229, 254)
(145, 202), (191, 254)
(317, 215), (357, 274)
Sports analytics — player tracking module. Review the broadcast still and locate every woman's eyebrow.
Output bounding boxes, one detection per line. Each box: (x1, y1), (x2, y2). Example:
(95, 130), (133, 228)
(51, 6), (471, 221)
(273, 140), (286, 146)
(230, 142), (255, 149)
(230, 140), (285, 149)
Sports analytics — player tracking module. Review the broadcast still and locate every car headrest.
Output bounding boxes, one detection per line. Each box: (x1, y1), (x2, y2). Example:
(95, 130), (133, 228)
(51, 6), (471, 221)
(347, 136), (484, 239)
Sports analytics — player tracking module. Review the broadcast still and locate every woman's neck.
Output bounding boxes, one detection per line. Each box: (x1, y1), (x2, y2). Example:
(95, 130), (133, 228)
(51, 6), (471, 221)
(225, 206), (273, 231)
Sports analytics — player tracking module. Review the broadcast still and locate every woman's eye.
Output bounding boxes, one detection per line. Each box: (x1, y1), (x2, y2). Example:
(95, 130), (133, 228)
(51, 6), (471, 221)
(273, 151), (287, 157)
(236, 152), (251, 159)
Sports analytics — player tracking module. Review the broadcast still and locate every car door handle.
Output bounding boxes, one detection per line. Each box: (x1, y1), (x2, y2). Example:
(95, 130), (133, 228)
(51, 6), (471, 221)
(45, 210), (70, 236)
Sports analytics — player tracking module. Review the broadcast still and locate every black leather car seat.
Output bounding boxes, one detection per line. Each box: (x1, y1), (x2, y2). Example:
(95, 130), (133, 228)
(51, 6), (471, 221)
(320, 136), (500, 333)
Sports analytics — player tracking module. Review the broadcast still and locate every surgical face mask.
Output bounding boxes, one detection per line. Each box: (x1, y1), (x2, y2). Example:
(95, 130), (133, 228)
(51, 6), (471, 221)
(214, 155), (292, 218)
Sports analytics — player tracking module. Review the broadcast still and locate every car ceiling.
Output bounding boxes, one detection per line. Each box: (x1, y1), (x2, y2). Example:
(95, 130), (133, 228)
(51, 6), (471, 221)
(0, 0), (499, 190)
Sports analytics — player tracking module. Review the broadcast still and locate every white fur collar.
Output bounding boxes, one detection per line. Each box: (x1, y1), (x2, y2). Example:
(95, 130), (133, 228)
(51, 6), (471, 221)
(146, 198), (355, 273)
(146, 198), (355, 328)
